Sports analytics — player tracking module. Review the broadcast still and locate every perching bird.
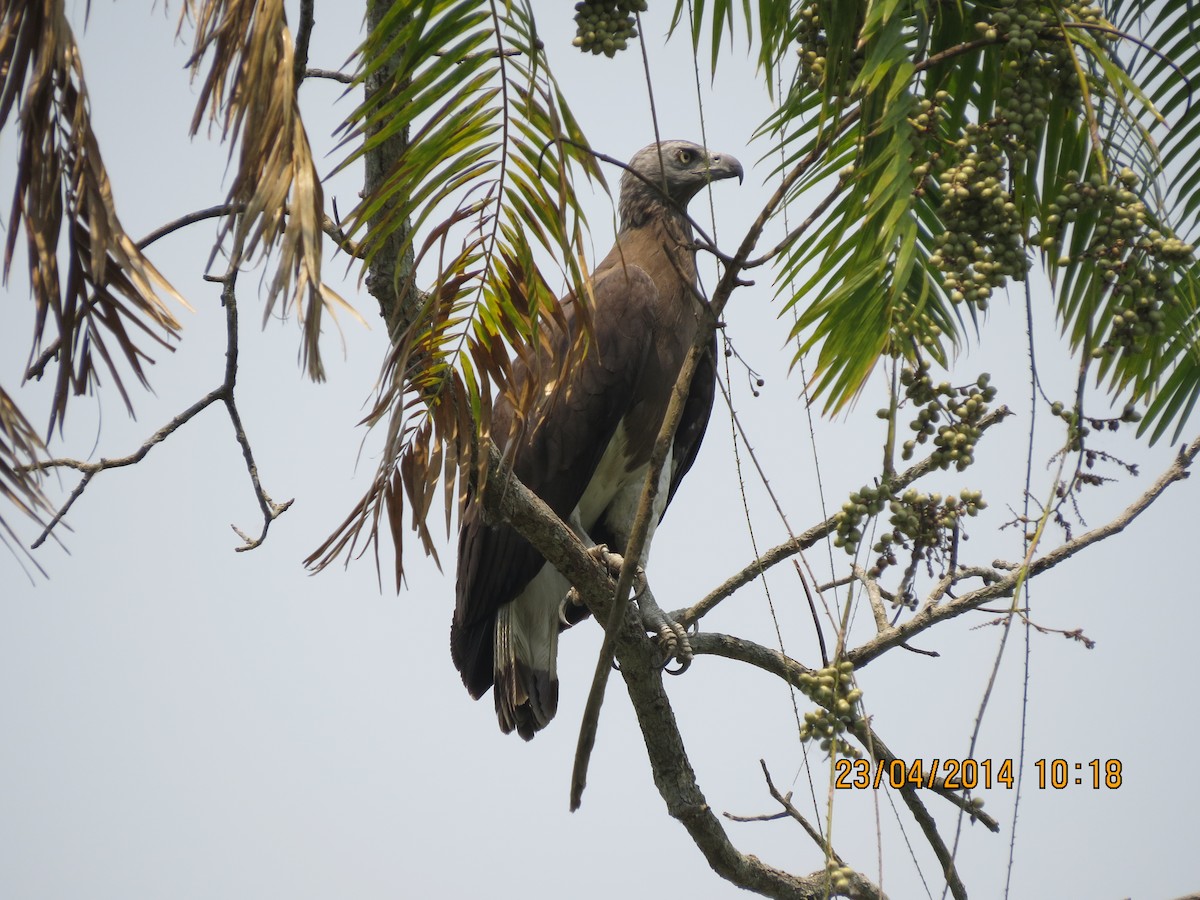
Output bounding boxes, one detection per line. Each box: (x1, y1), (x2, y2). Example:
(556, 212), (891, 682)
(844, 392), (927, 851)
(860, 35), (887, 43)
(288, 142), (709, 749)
(452, 140), (743, 739)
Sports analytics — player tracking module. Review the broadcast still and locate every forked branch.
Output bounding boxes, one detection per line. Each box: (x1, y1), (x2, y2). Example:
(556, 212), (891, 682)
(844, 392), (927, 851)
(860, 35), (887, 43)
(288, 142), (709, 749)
(24, 270), (292, 552)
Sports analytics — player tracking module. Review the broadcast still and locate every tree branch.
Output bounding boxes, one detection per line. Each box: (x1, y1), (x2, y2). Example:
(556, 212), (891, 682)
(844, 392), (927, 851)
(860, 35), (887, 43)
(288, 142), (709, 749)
(210, 271), (294, 550)
(480, 446), (882, 898)
(677, 406), (1013, 627)
(751, 761), (889, 898)
(304, 67), (353, 84)
(293, 0), (315, 87)
(848, 434), (1200, 667)
(25, 270), (293, 551)
(363, 0), (418, 339)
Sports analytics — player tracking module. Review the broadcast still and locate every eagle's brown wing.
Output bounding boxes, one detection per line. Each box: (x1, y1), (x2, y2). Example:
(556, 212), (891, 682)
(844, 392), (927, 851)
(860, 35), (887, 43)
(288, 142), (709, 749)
(451, 265), (659, 700)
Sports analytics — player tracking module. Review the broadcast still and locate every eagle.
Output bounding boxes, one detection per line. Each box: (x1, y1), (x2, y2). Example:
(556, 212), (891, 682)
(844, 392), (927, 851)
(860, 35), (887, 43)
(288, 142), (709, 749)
(452, 140), (744, 739)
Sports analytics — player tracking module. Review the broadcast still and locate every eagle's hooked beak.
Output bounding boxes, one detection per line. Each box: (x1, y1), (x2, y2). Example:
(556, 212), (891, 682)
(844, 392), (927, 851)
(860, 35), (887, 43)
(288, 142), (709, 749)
(706, 152), (744, 185)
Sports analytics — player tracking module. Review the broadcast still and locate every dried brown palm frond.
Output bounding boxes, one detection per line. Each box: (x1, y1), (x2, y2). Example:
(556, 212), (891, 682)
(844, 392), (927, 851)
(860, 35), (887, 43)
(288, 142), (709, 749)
(305, 2), (602, 585)
(0, 386), (51, 572)
(184, 0), (360, 381)
(1, 0), (187, 436)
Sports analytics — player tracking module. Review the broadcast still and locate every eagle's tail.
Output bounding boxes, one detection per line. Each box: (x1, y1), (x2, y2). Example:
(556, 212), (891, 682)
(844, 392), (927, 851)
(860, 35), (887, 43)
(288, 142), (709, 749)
(493, 581), (561, 740)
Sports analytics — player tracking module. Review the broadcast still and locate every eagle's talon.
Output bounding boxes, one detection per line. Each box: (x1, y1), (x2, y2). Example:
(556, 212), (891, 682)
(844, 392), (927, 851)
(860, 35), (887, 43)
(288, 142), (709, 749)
(658, 621), (693, 673)
(637, 585), (693, 673)
(583, 546), (692, 669)
(663, 656), (691, 675)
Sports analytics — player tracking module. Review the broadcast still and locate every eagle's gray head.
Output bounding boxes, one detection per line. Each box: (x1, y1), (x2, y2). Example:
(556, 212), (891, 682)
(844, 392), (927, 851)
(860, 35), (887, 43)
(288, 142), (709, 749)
(619, 140), (744, 229)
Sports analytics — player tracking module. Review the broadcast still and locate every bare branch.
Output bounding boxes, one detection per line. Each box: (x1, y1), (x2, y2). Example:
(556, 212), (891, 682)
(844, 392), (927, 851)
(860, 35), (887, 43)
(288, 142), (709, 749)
(304, 67), (353, 84)
(25, 387), (226, 548)
(26, 201), (360, 385)
(25, 270), (293, 552)
(744, 176), (849, 269)
(209, 271), (294, 550)
(757, 760), (845, 866)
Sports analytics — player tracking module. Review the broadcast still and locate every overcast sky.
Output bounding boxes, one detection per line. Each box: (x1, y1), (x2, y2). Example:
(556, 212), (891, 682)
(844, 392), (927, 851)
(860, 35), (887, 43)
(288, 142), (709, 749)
(1, 3), (1197, 898)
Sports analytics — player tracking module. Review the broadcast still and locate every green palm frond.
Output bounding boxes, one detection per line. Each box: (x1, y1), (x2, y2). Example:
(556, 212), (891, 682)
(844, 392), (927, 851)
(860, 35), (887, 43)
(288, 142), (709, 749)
(690, 1), (1200, 443)
(308, 1), (599, 580)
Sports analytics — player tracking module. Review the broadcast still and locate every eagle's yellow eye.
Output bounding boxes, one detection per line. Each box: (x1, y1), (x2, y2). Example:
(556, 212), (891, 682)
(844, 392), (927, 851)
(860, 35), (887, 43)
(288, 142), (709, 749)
(677, 149), (693, 165)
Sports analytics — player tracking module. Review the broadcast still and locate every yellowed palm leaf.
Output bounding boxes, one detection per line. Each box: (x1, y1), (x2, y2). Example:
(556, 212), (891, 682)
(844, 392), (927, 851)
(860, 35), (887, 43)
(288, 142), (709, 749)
(185, 0), (361, 381)
(1, 0), (187, 435)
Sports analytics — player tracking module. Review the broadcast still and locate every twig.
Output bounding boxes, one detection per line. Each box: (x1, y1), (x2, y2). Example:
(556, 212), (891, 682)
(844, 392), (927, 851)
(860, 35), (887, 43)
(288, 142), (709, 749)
(25, 388), (226, 548)
(724, 808), (791, 823)
(293, 0), (315, 87)
(758, 760), (846, 867)
(209, 271), (294, 549)
(744, 176), (848, 269)
(26, 204), (240, 381)
(304, 67), (353, 84)
(137, 204), (240, 251)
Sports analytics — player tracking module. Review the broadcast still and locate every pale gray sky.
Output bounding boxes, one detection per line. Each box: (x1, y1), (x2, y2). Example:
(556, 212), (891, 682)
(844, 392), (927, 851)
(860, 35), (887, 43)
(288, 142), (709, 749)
(1, 3), (1196, 898)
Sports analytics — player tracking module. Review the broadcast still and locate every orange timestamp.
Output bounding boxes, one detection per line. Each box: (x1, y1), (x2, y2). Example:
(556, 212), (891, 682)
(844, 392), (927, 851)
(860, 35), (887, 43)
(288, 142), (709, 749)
(834, 757), (1124, 790)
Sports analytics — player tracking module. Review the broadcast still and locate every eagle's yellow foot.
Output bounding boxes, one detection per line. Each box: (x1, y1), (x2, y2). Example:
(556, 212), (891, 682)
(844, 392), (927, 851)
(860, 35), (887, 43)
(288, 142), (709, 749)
(639, 588), (693, 674)
(574, 548), (693, 673)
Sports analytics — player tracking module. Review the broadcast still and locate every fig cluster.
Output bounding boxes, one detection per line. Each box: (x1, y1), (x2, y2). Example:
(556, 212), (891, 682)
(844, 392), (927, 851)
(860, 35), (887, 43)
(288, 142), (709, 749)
(1037, 167), (1194, 358)
(929, 128), (1027, 312)
(899, 363), (997, 472)
(870, 487), (987, 577)
(825, 861), (855, 896)
(833, 365), (993, 575)
(794, 4), (828, 91)
(797, 660), (862, 759)
(572, 0), (645, 57)
(793, 3), (863, 92)
(923, 1), (1121, 312)
(982, 0), (1106, 164)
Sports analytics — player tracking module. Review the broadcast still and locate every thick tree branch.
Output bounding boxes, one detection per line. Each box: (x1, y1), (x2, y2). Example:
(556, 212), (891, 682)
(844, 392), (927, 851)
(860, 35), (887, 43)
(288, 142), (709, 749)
(480, 447), (882, 898)
(363, 0), (418, 339)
